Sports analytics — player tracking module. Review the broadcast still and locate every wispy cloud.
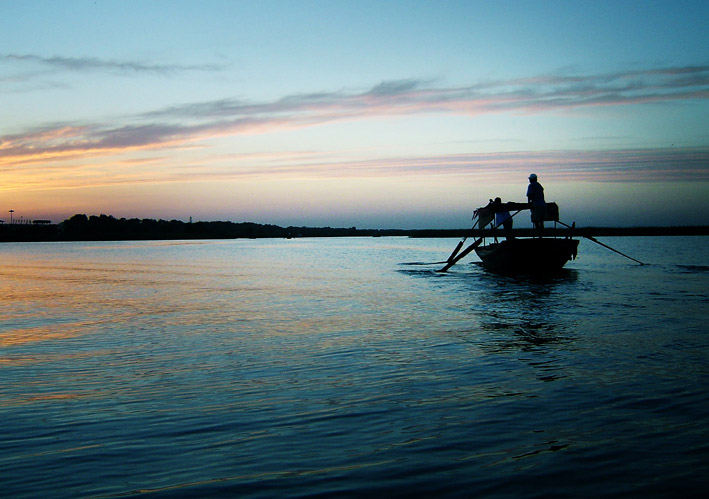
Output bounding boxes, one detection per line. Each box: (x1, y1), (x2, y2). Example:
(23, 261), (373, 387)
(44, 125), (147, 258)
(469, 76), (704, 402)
(277, 148), (709, 183)
(144, 65), (709, 123)
(1, 65), (707, 172)
(0, 53), (224, 74)
(2, 145), (707, 195)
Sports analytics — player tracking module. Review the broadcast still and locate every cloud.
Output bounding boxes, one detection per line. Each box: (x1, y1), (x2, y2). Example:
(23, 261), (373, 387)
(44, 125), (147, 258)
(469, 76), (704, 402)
(1, 65), (707, 170)
(145, 65), (709, 122)
(3, 144), (707, 195)
(366, 79), (433, 96)
(289, 148), (709, 183)
(0, 53), (224, 75)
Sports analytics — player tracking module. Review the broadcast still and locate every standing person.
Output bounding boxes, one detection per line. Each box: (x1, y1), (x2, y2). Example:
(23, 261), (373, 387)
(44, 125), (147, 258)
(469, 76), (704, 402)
(526, 173), (546, 232)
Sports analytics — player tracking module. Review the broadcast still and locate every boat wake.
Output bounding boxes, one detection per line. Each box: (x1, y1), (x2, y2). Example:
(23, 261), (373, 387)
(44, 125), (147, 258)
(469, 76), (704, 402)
(400, 261), (449, 266)
(398, 268), (440, 277)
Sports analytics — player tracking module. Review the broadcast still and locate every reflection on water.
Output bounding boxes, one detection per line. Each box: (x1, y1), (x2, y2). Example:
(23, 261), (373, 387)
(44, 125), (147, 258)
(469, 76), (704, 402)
(445, 268), (582, 386)
(474, 269), (578, 349)
(403, 263), (582, 355)
(1, 237), (709, 497)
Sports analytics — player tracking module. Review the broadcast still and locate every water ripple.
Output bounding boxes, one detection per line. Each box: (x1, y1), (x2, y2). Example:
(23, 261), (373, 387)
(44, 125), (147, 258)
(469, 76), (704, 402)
(1, 237), (708, 497)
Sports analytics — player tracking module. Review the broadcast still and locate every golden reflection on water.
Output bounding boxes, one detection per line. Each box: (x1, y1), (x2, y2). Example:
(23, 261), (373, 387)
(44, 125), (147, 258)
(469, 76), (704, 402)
(0, 386), (110, 408)
(0, 322), (94, 347)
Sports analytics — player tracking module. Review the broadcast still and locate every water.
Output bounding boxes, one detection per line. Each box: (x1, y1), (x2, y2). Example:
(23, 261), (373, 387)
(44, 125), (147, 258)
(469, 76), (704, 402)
(1, 236), (708, 497)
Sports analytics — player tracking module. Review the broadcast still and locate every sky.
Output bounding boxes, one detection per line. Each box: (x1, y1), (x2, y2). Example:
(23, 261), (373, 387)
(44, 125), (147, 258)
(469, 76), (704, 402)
(1, 0), (708, 229)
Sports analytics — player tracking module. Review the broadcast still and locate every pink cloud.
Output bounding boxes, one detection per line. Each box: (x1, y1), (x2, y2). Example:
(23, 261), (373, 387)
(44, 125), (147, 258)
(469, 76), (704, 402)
(1, 65), (707, 170)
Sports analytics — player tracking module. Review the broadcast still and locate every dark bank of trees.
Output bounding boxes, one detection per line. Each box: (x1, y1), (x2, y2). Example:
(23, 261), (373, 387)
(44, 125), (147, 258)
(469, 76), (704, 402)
(57, 214), (368, 241)
(56, 215), (709, 240)
(0, 213), (400, 242)
(1, 213), (708, 243)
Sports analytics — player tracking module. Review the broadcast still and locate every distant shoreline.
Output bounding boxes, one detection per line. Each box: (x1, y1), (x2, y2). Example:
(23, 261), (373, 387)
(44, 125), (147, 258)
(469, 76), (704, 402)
(1, 214), (708, 243)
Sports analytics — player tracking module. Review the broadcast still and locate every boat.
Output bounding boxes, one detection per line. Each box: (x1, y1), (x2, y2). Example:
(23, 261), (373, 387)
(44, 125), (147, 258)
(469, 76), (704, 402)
(439, 200), (580, 274)
(475, 237), (579, 274)
(440, 198), (645, 274)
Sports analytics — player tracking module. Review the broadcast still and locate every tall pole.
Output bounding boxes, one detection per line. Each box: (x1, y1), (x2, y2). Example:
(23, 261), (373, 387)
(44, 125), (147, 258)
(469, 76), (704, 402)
(9, 210), (14, 224)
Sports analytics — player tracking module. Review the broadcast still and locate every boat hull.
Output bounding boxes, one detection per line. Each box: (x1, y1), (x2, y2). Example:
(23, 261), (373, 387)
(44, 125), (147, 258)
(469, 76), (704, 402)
(474, 238), (579, 274)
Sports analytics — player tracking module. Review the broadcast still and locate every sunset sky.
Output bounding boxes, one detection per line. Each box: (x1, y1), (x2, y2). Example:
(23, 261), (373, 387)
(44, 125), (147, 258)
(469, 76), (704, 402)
(1, 0), (707, 228)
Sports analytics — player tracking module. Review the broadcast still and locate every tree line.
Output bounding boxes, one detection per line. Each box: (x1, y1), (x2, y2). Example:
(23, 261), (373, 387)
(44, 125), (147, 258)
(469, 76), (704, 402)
(1, 214), (386, 242)
(1, 213), (707, 243)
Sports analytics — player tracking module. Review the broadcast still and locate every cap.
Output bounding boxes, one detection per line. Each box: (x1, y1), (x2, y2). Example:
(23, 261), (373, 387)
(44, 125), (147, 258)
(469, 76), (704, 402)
(528, 173), (538, 181)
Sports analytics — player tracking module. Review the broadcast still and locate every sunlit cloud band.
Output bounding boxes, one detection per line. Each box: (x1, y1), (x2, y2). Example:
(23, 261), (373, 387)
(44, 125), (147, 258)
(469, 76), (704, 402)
(1, 64), (707, 189)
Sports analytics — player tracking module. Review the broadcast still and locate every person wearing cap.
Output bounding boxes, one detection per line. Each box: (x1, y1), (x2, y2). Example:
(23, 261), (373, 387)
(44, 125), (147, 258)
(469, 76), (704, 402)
(526, 173), (546, 232)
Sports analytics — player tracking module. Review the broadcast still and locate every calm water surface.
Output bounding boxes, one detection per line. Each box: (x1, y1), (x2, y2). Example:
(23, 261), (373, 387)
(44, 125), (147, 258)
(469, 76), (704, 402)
(1, 237), (708, 497)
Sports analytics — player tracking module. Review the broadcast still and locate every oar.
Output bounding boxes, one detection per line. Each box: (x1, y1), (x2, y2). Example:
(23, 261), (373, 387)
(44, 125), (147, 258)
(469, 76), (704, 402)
(446, 237), (466, 263)
(557, 221), (645, 265)
(438, 238), (485, 272)
(446, 215), (483, 262)
(439, 210), (523, 272)
(442, 216), (482, 269)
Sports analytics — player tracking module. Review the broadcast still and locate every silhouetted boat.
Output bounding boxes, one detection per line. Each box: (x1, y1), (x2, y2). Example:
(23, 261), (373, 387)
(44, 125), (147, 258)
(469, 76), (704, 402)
(440, 200), (580, 274)
(441, 198), (646, 274)
(473, 201), (578, 274)
(475, 237), (579, 274)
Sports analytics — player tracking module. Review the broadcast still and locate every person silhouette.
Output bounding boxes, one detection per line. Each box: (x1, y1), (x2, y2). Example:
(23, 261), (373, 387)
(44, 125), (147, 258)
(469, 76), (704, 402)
(526, 173), (546, 233)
